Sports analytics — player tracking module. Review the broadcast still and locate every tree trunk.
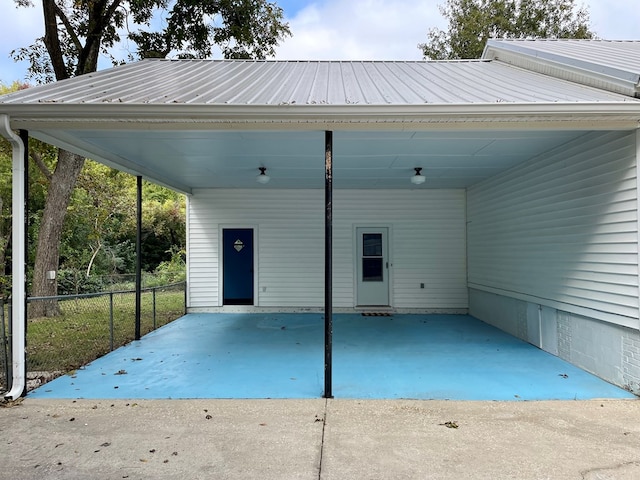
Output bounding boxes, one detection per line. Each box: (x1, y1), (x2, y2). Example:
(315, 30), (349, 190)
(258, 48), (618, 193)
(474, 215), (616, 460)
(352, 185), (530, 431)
(29, 149), (85, 318)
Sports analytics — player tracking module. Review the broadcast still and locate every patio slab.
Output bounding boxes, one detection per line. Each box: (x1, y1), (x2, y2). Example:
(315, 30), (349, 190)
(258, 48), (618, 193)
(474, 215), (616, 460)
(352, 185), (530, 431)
(28, 313), (636, 400)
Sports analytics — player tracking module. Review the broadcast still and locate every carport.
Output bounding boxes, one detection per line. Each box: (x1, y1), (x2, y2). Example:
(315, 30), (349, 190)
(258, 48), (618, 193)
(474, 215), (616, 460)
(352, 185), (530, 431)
(3, 39), (640, 399)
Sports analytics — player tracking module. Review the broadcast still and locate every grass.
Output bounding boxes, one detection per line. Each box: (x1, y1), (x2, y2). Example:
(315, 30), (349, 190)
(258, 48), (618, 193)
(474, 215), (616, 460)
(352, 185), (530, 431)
(24, 288), (185, 373)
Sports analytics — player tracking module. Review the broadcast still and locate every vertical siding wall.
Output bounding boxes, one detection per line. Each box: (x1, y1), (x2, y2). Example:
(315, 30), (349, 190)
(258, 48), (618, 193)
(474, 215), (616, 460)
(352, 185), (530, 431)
(187, 189), (467, 310)
(467, 130), (639, 328)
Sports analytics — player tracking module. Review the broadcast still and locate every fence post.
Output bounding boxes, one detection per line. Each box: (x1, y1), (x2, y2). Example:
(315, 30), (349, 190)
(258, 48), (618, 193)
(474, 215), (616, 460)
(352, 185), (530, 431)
(1, 299), (9, 391)
(7, 298), (12, 392)
(109, 292), (114, 351)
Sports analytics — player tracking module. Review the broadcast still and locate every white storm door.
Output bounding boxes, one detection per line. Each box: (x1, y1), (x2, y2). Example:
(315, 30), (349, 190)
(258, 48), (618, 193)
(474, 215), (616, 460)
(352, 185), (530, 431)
(356, 227), (390, 306)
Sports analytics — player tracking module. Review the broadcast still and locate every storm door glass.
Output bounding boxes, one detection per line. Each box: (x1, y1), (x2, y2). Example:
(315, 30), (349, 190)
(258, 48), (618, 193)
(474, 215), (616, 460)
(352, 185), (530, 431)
(362, 233), (383, 282)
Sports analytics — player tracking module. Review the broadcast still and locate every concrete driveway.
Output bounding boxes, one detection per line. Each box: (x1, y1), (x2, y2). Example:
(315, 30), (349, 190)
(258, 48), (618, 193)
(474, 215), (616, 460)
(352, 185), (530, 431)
(1, 398), (639, 479)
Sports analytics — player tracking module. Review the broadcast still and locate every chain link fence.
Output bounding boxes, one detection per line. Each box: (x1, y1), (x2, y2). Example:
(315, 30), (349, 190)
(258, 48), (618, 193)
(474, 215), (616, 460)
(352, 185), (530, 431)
(0, 281), (186, 395)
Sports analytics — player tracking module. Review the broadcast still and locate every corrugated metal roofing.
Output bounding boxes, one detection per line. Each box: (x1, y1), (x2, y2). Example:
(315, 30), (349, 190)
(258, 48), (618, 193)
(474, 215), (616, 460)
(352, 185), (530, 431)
(0, 58), (633, 107)
(483, 39), (640, 97)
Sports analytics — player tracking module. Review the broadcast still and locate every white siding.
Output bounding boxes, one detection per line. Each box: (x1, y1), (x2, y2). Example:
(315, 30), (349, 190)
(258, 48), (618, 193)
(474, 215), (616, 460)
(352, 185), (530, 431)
(187, 189), (467, 310)
(467, 131), (639, 327)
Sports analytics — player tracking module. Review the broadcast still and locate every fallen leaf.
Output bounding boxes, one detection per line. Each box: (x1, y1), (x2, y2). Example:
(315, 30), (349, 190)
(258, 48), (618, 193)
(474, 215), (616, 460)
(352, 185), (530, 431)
(439, 421), (459, 429)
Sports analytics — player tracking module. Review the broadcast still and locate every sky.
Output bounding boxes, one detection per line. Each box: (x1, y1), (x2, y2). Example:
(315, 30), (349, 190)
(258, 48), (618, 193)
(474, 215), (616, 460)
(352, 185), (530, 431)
(1, 0), (639, 85)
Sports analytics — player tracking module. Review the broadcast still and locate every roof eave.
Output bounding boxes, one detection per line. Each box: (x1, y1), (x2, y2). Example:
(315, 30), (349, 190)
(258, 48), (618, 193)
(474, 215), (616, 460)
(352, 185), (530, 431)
(3, 102), (640, 131)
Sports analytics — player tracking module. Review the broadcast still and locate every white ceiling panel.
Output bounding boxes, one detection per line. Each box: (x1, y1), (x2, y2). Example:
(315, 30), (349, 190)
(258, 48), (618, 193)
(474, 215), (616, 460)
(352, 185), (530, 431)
(37, 128), (589, 190)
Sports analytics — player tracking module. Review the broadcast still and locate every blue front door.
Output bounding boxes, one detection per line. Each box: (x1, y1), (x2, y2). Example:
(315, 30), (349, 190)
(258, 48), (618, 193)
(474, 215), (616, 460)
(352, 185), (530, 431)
(223, 229), (254, 305)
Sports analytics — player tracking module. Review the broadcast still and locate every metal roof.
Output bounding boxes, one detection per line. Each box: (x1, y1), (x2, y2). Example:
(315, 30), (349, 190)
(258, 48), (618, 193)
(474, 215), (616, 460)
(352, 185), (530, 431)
(483, 39), (640, 97)
(1, 55), (640, 193)
(0, 58), (634, 107)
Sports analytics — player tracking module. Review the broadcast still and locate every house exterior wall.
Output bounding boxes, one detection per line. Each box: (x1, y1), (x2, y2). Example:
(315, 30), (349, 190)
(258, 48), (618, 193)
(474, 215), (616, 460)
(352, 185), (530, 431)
(187, 189), (467, 311)
(467, 130), (639, 328)
(467, 130), (640, 394)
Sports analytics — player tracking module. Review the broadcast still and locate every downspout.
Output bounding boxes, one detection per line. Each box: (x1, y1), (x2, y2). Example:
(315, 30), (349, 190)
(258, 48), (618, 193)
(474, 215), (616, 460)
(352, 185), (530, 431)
(0, 114), (26, 400)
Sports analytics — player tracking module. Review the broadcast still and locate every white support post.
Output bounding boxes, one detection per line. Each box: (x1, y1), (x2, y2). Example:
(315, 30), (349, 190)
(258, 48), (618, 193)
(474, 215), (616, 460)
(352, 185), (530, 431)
(0, 114), (26, 400)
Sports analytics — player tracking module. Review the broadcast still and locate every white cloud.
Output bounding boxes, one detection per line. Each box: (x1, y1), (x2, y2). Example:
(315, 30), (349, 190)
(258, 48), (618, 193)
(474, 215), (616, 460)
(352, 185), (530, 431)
(588, 2), (640, 39)
(275, 0), (640, 60)
(276, 0), (445, 60)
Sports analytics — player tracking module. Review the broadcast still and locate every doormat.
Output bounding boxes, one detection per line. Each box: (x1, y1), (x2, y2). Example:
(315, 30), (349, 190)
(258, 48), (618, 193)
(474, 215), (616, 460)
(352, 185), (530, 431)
(361, 312), (392, 317)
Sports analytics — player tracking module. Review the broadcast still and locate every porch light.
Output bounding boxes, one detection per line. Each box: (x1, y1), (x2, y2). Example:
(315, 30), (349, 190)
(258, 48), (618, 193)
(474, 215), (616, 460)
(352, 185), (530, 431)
(256, 167), (270, 184)
(411, 167), (426, 185)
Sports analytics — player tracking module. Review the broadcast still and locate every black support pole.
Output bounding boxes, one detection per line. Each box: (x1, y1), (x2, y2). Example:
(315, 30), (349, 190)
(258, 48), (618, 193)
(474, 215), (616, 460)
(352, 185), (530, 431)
(135, 175), (142, 341)
(324, 131), (333, 399)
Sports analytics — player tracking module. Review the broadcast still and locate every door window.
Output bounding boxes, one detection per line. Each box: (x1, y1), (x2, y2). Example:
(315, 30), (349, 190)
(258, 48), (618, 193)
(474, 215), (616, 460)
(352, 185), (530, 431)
(362, 233), (383, 282)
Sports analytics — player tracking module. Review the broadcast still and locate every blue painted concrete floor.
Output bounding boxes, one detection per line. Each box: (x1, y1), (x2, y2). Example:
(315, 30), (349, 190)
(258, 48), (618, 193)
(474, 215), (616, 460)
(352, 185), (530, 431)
(30, 314), (636, 400)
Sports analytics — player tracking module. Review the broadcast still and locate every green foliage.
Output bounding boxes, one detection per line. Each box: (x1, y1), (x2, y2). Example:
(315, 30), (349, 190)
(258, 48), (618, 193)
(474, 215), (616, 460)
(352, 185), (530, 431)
(56, 269), (106, 295)
(151, 247), (186, 286)
(13, 0), (291, 83)
(131, 0), (291, 59)
(0, 143), (185, 296)
(419, 0), (594, 60)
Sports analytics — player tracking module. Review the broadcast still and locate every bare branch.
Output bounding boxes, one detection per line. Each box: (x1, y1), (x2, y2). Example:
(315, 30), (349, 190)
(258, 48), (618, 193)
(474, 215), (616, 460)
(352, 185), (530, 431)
(52, 1), (83, 54)
(42, 0), (68, 80)
(30, 149), (53, 181)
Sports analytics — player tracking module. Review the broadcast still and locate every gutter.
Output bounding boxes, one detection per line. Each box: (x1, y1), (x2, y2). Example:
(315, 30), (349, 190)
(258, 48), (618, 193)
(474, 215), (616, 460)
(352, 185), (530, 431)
(2, 102), (640, 131)
(0, 114), (26, 400)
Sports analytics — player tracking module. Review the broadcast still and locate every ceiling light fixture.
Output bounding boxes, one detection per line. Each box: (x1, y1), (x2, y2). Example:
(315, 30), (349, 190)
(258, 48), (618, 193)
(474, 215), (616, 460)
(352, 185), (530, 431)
(411, 167), (426, 185)
(256, 167), (270, 184)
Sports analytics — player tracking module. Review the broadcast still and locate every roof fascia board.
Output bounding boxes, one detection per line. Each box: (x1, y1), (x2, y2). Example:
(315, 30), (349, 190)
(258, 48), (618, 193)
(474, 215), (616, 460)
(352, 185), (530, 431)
(484, 40), (640, 98)
(5, 102), (640, 131)
(31, 129), (193, 194)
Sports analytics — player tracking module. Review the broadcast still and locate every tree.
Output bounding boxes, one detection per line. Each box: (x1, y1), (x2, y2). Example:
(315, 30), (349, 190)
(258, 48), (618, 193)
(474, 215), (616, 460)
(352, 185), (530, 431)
(419, 0), (594, 60)
(66, 161), (136, 278)
(11, 0), (290, 316)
